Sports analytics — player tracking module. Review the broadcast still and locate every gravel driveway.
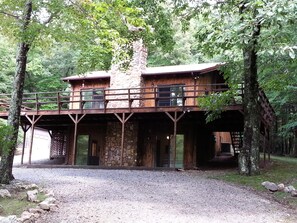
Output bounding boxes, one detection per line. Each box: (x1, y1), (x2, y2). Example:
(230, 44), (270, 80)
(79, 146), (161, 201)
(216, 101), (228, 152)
(13, 168), (297, 223)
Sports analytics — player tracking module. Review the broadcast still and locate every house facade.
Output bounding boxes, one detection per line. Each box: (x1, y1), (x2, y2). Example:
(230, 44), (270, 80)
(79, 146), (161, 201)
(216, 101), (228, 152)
(0, 41), (275, 168)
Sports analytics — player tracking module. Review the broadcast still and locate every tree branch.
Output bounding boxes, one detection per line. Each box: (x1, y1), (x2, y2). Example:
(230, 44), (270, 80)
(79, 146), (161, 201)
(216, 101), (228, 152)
(0, 11), (20, 20)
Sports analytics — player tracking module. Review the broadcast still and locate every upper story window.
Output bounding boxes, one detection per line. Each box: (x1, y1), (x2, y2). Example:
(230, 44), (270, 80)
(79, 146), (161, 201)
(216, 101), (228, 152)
(81, 88), (104, 109)
(157, 84), (185, 107)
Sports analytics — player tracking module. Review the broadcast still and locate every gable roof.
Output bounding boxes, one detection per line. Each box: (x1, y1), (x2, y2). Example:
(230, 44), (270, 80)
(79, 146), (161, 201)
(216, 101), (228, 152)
(62, 62), (222, 81)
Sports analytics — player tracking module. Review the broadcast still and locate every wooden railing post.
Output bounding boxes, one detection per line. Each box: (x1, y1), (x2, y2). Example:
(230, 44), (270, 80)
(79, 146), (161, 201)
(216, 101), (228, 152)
(103, 89), (107, 113)
(35, 93), (38, 112)
(128, 89), (132, 112)
(57, 92), (61, 113)
(80, 90), (83, 111)
(154, 87), (157, 110)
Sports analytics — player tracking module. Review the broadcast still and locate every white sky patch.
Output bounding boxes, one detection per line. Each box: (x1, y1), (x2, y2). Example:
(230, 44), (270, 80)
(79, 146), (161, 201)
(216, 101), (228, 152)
(35, 7), (51, 23)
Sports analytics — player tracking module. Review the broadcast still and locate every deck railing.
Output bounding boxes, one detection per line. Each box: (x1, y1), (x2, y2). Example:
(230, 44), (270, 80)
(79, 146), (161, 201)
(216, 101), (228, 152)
(0, 83), (245, 114)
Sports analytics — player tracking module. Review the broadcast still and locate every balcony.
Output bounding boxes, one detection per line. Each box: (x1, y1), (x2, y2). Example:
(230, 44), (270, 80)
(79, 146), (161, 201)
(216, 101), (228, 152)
(0, 83), (245, 116)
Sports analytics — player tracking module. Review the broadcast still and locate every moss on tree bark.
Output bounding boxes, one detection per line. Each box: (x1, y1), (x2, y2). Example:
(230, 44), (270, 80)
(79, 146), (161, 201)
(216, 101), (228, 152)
(238, 20), (261, 175)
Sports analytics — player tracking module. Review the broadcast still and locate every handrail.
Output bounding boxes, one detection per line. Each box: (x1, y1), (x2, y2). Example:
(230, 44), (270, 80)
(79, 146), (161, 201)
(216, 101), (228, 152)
(0, 83), (245, 113)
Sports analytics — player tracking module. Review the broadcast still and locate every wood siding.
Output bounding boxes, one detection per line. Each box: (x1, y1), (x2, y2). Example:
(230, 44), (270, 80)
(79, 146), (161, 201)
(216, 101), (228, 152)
(66, 71), (225, 109)
(69, 79), (110, 109)
(214, 132), (232, 155)
(142, 72), (222, 107)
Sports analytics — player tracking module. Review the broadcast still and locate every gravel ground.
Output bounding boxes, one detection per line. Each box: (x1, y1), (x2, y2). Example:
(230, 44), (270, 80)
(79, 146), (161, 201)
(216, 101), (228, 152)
(13, 168), (297, 223)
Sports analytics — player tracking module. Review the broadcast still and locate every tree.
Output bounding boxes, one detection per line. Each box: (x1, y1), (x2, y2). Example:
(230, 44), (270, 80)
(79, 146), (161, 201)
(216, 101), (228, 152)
(175, 0), (297, 175)
(0, 0), (33, 184)
(148, 18), (204, 66)
(24, 44), (79, 93)
(0, 0), (147, 184)
(258, 23), (297, 156)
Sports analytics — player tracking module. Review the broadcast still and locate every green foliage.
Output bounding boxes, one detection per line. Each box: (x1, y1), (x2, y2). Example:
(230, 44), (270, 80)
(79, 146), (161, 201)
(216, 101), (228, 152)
(128, 0), (176, 66)
(258, 44), (297, 138)
(148, 19), (204, 66)
(0, 0), (176, 91)
(0, 0), (149, 73)
(24, 44), (78, 93)
(0, 35), (15, 93)
(131, 0), (175, 52)
(0, 124), (14, 156)
(174, 0), (297, 137)
(197, 86), (242, 123)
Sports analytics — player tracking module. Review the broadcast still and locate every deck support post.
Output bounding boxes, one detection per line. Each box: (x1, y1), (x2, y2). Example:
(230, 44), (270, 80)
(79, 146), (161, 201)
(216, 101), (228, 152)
(68, 114), (86, 165)
(25, 115), (42, 164)
(20, 123), (30, 165)
(165, 111), (185, 168)
(114, 113), (134, 166)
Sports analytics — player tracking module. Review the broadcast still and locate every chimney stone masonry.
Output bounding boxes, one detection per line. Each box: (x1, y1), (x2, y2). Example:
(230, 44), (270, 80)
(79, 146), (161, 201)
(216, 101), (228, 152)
(108, 39), (147, 108)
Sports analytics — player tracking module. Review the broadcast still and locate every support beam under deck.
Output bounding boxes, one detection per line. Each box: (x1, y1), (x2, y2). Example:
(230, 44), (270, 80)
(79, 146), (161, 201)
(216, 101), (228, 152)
(114, 113), (134, 166)
(165, 111), (185, 168)
(68, 114), (86, 165)
(20, 124), (30, 165)
(25, 115), (42, 165)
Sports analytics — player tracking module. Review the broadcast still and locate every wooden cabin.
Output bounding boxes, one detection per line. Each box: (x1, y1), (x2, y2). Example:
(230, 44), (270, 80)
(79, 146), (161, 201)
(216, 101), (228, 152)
(0, 41), (275, 168)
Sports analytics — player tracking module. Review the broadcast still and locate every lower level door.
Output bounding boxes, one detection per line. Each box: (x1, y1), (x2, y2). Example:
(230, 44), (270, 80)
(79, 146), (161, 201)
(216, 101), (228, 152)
(170, 134), (184, 168)
(76, 135), (89, 165)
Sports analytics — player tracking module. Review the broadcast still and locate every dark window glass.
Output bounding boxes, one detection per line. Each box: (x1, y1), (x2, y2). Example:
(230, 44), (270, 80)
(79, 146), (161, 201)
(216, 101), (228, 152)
(81, 89), (104, 109)
(157, 85), (184, 107)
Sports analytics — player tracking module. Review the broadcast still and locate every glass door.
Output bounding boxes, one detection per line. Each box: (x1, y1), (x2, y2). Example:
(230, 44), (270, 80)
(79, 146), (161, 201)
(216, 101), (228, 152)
(76, 135), (89, 165)
(169, 134), (184, 168)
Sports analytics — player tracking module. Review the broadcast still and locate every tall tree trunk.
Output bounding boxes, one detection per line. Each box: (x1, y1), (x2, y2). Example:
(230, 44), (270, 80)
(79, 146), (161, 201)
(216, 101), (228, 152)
(0, 1), (32, 184)
(238, 20), (261, 175)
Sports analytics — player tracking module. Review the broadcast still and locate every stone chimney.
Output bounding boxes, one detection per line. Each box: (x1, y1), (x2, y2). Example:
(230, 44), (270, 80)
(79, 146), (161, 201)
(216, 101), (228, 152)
(130, 39), (148, 77)
(108, 39), (147, 108)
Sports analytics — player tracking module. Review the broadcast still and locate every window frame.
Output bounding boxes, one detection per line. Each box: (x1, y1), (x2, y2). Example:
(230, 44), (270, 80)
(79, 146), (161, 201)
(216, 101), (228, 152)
(81, 88), (104, 109)
(157, 84), (185, 107)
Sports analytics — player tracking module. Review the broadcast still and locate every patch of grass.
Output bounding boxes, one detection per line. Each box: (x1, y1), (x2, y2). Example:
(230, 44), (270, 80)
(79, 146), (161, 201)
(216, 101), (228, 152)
(0, 197), (36, 217)
(0, 187), (46, 217)
(37, 192), (47, 202)
(212, 155), (297, 209)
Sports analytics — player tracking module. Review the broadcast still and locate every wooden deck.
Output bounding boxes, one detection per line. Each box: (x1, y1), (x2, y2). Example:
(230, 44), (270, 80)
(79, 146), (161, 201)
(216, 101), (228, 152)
(0, 84), (244, 116)
(0, 84), (275, 127)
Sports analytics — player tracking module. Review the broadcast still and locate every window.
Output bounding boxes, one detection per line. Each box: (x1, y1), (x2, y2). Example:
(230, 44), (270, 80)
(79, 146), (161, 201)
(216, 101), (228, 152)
(157, 85), (184, 107)
(81, 89), (104, 109)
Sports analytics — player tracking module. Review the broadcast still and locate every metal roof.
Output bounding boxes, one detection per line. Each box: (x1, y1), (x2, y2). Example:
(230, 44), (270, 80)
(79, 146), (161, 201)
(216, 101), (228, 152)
(62, 71), (110, 81)
(142, 63), (221, 75)
(62, 63), (221, 81)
